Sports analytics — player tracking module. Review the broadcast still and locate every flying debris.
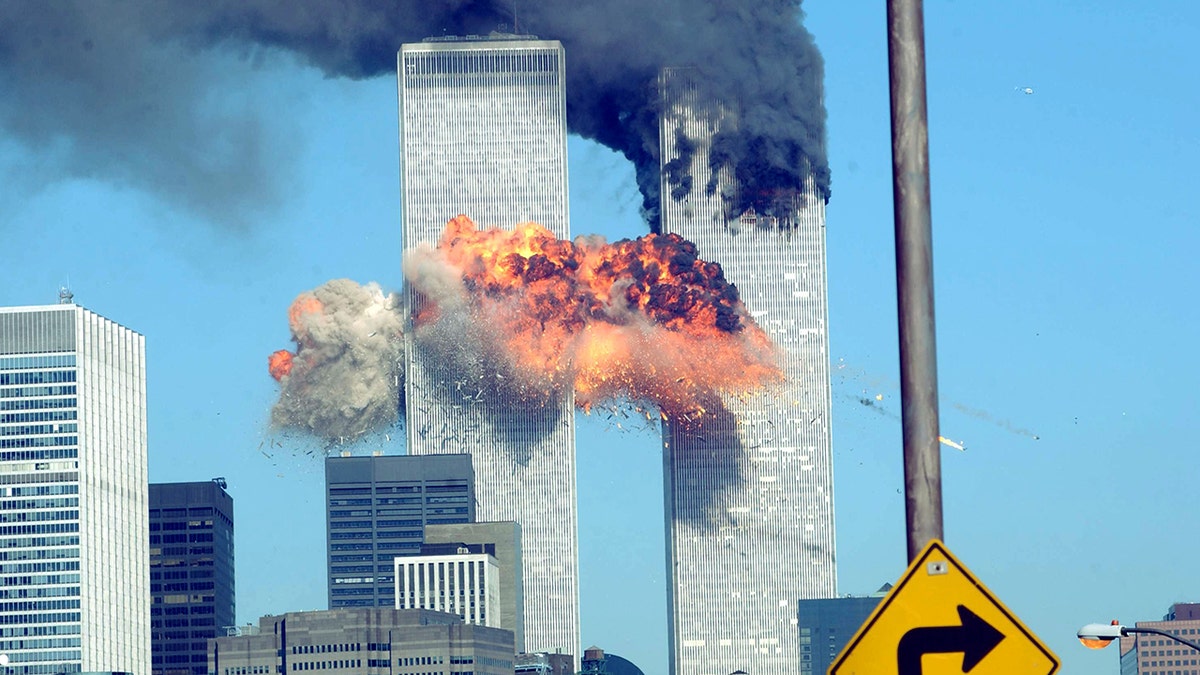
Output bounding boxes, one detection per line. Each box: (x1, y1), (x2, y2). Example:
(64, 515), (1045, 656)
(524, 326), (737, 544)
(938, 436), (966, 452)
(1016, 86), (1035, 95)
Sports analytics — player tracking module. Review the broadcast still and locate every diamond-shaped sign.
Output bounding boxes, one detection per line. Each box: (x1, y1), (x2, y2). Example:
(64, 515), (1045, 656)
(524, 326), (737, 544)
(829, 540), (1059, 675)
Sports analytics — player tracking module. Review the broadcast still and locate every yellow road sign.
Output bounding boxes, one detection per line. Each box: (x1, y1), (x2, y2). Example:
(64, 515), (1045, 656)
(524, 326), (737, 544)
(829, 540), (1059, 675)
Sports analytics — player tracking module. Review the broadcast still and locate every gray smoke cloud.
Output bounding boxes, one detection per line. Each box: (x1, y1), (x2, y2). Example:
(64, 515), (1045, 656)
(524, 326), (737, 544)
(0, 0), (827, 229)
(270, 279), (404, 442)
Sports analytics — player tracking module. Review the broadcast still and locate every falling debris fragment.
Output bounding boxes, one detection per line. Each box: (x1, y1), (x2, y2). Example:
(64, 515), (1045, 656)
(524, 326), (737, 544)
(938, 436), (966, 452)
(1016, 86), (1035, 95)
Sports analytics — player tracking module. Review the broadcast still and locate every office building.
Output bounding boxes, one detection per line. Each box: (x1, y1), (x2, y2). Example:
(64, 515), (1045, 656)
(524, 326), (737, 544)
(658, 72), (837, 674)
(207, 608), (514, 675)
(398, 36), (579, 657)
(325, 454), (474, 610)
(149, 479), (236, 675)
(796, 587), (889, 675)
(394, 544), (500, 628)
(0, 301), (149, 675)
(513, 652), (574, 675)
(423, 521), (523, 651)
(1118, 603), (1200, 675)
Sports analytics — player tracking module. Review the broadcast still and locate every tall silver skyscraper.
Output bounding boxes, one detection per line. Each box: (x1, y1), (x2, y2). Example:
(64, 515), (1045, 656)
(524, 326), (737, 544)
(658, 76), (837, 674)
(0, 301), (149, 675)
(397, 37), (579, 658)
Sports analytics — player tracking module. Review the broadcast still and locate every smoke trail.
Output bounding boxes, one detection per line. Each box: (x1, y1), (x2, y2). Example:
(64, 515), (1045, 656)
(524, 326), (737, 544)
(269, 279), (404, 443)
(0, 0), (827, 229)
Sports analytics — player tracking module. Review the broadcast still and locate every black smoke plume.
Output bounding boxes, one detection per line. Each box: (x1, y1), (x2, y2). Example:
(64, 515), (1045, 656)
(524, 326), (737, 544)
(0, 0), (827, 229)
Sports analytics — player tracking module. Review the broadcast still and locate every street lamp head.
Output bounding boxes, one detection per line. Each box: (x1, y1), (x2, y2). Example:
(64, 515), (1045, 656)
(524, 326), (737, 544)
(1077, 622), (1125, 649)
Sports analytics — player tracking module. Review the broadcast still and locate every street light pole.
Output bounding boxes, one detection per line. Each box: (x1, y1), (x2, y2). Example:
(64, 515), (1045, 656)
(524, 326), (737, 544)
(887, 0), (944, 563)
(1078, 623), (1200, 653)
(1121, 627), (1200, 653)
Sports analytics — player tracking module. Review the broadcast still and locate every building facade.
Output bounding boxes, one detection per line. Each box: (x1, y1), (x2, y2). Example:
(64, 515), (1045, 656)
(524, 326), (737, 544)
(394, 546), (501, 628)
(208, 608), (514, 675)
(1118, 603), (1200, 675)
(398, 37), (579, 658)
(149, 480), (236, 675)
(796, 588), (888, 675)
(423, 521), (523, 652)
(658, 73), (838, 674)
(325, 454), (474, 610)
(0, 302), (149, 675)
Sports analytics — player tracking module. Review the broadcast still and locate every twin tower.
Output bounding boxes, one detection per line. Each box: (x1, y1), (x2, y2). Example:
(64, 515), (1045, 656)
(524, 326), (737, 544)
(397, 37), (835, 675)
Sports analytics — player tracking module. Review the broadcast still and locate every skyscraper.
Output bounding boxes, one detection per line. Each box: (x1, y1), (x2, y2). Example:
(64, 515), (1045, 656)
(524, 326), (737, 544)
(398, 37), (579, 658)
(658, 74), (837, 674)
(325, 454), (474, 610)
(796, 587), (889, 675)
(149, 479), (236, 675)
(0, 301), (149, 675)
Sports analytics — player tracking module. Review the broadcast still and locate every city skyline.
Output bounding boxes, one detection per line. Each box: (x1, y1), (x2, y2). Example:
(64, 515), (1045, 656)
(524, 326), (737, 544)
(397, 37), (581, 659)
(1, 4), (1197, 674)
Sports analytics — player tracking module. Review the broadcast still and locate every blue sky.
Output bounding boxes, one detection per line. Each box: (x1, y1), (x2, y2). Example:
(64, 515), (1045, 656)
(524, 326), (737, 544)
(2, 2), (1197, 673)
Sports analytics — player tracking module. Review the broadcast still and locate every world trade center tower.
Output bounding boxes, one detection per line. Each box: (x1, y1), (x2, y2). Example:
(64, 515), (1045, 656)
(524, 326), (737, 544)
(397, 37), (579, 658)
(658, 72), (837, 675)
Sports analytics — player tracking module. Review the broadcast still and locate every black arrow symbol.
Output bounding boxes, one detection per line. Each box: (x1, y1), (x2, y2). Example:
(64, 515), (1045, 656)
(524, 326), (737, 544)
(897, 604), (1005, 675)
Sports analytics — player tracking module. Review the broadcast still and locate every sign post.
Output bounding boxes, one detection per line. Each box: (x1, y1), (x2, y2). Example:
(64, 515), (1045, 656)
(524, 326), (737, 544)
(829, 541), (1059, 675)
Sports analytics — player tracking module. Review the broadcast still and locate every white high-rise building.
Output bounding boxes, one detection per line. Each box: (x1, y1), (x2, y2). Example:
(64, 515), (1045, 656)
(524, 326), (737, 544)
(397, 37), (579, 659)
(658, 73), (837, 675)
(395, 550), (502, 628)
(0, 301), (149, 675)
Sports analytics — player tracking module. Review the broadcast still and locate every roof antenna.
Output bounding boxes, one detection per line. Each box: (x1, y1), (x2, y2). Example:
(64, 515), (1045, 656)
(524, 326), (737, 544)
(58, 279), (74, 305)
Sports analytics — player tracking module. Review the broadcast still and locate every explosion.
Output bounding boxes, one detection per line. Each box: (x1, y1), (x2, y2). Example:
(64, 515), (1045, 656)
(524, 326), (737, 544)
(268, 217), (783, 441)
(268, 279), (404, 442)
(404, 215), (782, 421)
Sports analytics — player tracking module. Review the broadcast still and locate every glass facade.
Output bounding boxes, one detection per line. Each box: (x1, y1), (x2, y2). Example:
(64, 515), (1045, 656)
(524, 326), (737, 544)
(0, 304), (148, 675)
(149, 481), (236, 675)
(658, 73), (837, 675)
(325, 455), (474, 610)
(796, 594), (883, 675)
(398, 38), (579, 658)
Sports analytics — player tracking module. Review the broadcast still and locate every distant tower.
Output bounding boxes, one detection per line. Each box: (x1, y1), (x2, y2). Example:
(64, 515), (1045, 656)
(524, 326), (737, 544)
(658, 71), (837, 674)
(0, 303), (149, 675)
(398, 36), (579, 659)
(149, 480), (236, 675)
(324, 454), (474, 610)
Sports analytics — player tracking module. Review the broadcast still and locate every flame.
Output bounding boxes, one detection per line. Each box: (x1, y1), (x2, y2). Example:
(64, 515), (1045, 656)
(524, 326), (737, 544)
(288, 294), (324, 341)
(408, 215), (782, 421)
(268, 350), (294, 381)
(938, 435), (965, 451)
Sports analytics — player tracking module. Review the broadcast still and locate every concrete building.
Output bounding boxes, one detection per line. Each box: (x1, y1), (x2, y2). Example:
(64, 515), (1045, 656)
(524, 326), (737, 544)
(1118, 603), (1200, 675)
(513, 652), (574, 675)
(796, 586), (889, 675)
(394, 544), (501, 629)
(423, 521), (523, 651)
(207, 608), (514, 675)
(398, 36), (579, 658)
(658, 71), (837, 674)
(149, 479), (236, 675)
(325, 454), (474, 610)
(0, 301), (149, 675)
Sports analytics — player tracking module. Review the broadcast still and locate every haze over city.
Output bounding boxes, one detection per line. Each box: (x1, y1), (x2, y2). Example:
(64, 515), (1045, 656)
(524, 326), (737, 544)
(1, 2), (1197, 674)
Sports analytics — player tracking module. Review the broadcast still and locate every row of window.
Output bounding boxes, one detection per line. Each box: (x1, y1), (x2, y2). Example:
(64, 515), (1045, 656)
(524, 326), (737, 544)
(151, 533), (215, 544)
(0, 397), (75, 412)
(0, 586), (79, 600)
(0, 356), (76, 371)
(1, 572), (79, 586)
(0, 385), (76, 399)
(0, 522), (80, 536)
(0, 497), (79, 512)
(0, 598), (80, 612)
(0, 547), (78, 562)
(0, 508), (77, 524)
(0, 371), (76, 386)
(0, 436), (76, 449)
(0, 410), (77, 424)
(0, 611), (79, 625)
(0, 636), (80, 650)
(0, 423), (78, 437)
(11, 485), (77, 497)
(0, 535), (79, 549)
(0, 624), (79, 637)
(0, 449), (78, 463)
